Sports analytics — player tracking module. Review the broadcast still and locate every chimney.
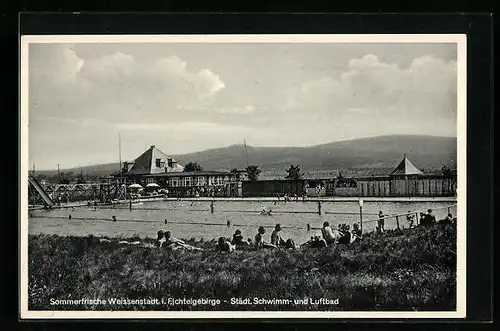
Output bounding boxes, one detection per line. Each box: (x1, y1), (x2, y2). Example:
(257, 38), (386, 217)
(150, 145), (155, 149)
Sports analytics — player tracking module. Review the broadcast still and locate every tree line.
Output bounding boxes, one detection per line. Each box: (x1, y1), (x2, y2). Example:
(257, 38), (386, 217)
(33, 161), (455, 185)
(183, 161), (456, 182)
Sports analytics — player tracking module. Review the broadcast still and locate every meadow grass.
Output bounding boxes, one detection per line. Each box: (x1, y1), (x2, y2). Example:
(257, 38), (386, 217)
(28, 224), (456, 311)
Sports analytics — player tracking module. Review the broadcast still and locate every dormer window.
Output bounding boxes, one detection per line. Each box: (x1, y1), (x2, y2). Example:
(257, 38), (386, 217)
(155, 158), (161, 168)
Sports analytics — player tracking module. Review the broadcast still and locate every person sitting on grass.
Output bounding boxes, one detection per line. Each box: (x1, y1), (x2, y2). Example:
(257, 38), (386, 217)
(231, 229), (249, 246)
(312, 235), (327, 248)
(285, 238), (297, 250)
(422, 209), (437, 226)
(321, 221), (337, 245)
(337, 223), (351, 245)
(161, 231), (204, 251)
(271, 224), (286, 247)
(100, 237), (150, 247)
(343, 224), (352, 244)
(351, 223), (362, 243)
(300, 232), (327, 249)
(216, 236), (236, 253)
(439, 213), (454, 225)
(156, 230), (166, 248)
(418, 212), (427, 226)
(254, 226), (277, 249)
(163, 230), (185, 247)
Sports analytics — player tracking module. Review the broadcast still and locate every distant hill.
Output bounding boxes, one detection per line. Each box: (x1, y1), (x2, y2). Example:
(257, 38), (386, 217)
(34, 135), (457, 179)
(171, 135), (457, 174)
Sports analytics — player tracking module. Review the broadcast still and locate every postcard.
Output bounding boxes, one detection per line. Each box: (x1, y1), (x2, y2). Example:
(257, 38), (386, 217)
(20, 34), (466, 319)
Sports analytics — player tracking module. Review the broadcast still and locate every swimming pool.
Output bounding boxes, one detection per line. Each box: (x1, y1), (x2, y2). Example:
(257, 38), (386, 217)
(28, 199), (457, 244)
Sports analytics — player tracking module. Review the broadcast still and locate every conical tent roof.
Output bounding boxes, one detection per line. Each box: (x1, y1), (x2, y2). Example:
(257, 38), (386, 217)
(390, 155), (422, 176)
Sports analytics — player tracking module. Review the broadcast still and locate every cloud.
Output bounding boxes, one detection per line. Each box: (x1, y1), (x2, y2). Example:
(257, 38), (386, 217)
(286, 54), (457, 120)
(28, 44), (458, 169)
(29, 45), (226, 123)
(30, 44), (84, 86)
(214, 105), (256, 115)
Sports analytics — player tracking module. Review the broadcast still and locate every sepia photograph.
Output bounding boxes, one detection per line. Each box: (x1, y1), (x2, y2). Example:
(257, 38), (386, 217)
(20, 34), (466, 319)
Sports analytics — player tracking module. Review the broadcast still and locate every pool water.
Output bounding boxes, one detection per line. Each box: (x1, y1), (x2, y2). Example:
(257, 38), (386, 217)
(28, 200), (457, 245)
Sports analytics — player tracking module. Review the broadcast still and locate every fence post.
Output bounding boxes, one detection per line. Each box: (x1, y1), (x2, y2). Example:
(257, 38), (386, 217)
(395, 215), (400, 229)
(210, 201), (214, 214)
(359, 199), (363, 237)
(317, 201), (322, 215)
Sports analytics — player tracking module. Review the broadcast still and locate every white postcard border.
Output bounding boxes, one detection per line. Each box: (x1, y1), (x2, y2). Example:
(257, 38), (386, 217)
(20, 34), (467, 319)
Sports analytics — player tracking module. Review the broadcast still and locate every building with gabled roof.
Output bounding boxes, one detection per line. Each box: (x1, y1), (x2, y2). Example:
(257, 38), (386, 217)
(118, 145), (241, 197)
(123, 145), (184, 176)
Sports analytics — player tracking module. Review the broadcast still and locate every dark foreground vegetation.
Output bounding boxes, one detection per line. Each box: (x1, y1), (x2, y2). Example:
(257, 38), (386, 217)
(28, 224), (456, 311)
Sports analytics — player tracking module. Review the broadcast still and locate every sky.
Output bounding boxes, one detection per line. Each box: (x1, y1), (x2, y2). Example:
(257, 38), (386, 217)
(27, 41), (458, 170)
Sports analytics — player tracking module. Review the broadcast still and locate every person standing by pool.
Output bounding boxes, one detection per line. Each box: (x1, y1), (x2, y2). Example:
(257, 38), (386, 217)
(378, 211), (386, 232)
(406, 211), (415, 228)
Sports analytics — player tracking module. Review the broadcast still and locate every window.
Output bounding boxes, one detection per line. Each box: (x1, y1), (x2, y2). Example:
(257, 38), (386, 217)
(167, 158), (173, 168)
(196, 176), (205, 186)
(155, 158), (161, 168)
(183, 177), (192, 187)
(170, 177), (179, 187)
(216, 176), (223, 185)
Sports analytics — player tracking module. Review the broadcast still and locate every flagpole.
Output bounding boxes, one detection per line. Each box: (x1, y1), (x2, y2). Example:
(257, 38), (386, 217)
(118, 132), (122, 184)
(244, 139), (249, 168)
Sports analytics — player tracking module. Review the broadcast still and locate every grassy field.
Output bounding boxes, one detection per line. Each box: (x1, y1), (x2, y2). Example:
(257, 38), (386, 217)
(28, 224), (456, 311)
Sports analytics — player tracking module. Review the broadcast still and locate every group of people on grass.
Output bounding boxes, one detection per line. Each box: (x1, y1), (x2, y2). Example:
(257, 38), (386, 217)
(152, 208), (456, 253)
(299, 222), (363, 249)
(199, 220), (364, 253)
(214, 224), (298, 252)
(156, 230), (203, 250)
(211, 220), (365, 252)
(377, 208), (456, 232)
